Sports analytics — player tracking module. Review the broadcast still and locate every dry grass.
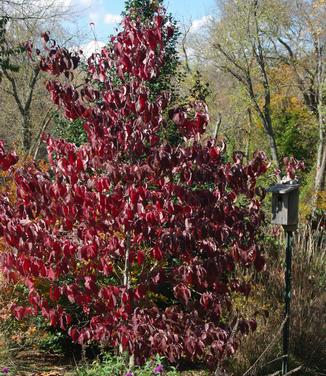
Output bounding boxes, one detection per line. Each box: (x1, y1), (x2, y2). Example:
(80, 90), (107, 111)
(290, 224), (326, 373)
(225, 223), (326, 376)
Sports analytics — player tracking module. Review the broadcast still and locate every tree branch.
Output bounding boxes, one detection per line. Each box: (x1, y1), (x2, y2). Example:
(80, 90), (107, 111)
(243, 317), (287, 376)
(181, 23), (192, 73)
(3, 70), (24, 114)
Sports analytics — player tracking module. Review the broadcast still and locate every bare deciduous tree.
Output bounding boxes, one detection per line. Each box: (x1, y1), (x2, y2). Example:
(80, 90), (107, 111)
(207, 0), (284, 168)
(0, 0), (80, 154)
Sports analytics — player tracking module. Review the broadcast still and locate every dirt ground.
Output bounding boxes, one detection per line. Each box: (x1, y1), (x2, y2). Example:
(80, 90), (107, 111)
(0, 348), (75, 376)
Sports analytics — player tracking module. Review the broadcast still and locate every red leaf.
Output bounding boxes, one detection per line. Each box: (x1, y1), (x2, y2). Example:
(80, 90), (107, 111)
(134, 285), (146, 300)
(249, 319), (257, 331)
(12, 306), (28, 320)
(135, 94), (147, 113)
(41, 31), (50, 43)
(254, 254), (265, 272)
(137, 250), (145, 265)
(49, 286), (60, 302)
(174, 283), (191, 305)
(152, 246), (163, 261)
(68, 327), (79, 342)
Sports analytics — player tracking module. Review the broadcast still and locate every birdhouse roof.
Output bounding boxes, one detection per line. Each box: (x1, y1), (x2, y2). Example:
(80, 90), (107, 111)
(267, 183), (300, 194)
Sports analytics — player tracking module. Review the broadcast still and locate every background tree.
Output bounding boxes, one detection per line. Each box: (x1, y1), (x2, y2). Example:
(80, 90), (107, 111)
(187, 0), (325, 209)
(0, 0), (80, 155)
(204, 0), (285, 168)
(272, 0), (326, 197)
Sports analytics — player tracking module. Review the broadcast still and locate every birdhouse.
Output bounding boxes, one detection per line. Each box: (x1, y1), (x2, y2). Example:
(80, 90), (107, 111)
(268, 182), (300, 231)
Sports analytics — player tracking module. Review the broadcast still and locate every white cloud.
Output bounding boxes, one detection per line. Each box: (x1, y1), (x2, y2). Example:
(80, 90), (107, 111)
(79, 40), (105, 59)
(104, 14), (122, 24)
(89, 12), (100, 23)
(190, 15), (213, 33)
(79, 0), (93, 5)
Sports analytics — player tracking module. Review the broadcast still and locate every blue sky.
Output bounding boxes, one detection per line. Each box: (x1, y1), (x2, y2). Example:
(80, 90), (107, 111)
(68, 0), (216, 47)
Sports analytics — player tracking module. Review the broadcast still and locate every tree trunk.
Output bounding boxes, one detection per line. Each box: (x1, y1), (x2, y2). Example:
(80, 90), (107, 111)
(314, 35), (325, 197)
(315, 139), (326, 192)
(267, 130), (279, 168)
(245, 108), (252, 160)
(213, 113), (222, 145)
(22, 111), (32, 152)
(122, 231), (134, 368)
(257, 110), (279, 169)
(123, 232), (131, 289)
(31, 111), (53, 159)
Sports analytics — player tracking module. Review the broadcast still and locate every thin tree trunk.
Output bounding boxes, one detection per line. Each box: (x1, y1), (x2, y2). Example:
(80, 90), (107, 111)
(181, 24), (192, 74)
(267, 127), (279, 168)
(315, 141), (326, 192)
(122, 231), (134, 368)
(123, 232), (131, 289)
(22, 111), (32, 152)
(245, 108), (253, 159)
(3, 67), (40, 154)
(30, 111), (53, 159)
(256, 109), (279, 168)
(252, 0), (279, 169)
(213, 112), (222, 144)
(314, 36), (325, 194)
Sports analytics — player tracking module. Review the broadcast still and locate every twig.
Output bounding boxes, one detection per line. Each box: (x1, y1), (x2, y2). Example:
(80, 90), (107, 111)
(32, 113), (53, 159)
(263, 355), (286, 368)
(242, 317), (287, 376)
(266, 371), (281, 376)
(181, 23), (192, 73)
(213, 112), (222, 144)
(264, 365), (302, 376)
(214, 317), (239, 376)
(282, 366), (302, 375)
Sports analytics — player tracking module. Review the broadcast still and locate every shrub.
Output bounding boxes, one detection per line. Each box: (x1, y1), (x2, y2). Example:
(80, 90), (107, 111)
(0, 2), (269, 370)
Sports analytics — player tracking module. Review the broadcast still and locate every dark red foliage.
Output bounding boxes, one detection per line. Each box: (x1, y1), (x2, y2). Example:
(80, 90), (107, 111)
(283, 156), (305, 180)
(0, 6), (269, 367)
(0, 141), (18, 171)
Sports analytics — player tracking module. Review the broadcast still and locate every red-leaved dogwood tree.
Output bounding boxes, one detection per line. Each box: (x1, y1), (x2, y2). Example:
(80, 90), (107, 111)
(0, 5), (269, 367)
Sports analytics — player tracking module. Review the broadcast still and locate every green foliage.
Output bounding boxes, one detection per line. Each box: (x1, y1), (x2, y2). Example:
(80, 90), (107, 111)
(0, 17), (22, 80)
(124, 0), (181, 101)
(158, 121), (182, 146)
(52, 113), (87, 146)
(273, 107), (318, 169)
(124, 0), (164, 20)
(33, 316), (78, 354)
(189, 71), (210, 102)
(76, 353), (180, 376)
(160, 69), (212, 147)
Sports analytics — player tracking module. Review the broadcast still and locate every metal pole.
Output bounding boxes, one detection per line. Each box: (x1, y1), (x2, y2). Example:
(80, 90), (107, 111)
(282, 230), (293, 375)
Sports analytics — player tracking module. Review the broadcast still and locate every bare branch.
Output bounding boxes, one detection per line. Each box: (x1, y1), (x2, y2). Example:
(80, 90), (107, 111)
(282, 366), (302, 376)
(213, 42), (249, 76)
(243, 317), (287, 376)
(181, 23), (192, 73)
(29, 108), (54, 159)
(3, 70), (24, 115)
(213, 112), (222, 143)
